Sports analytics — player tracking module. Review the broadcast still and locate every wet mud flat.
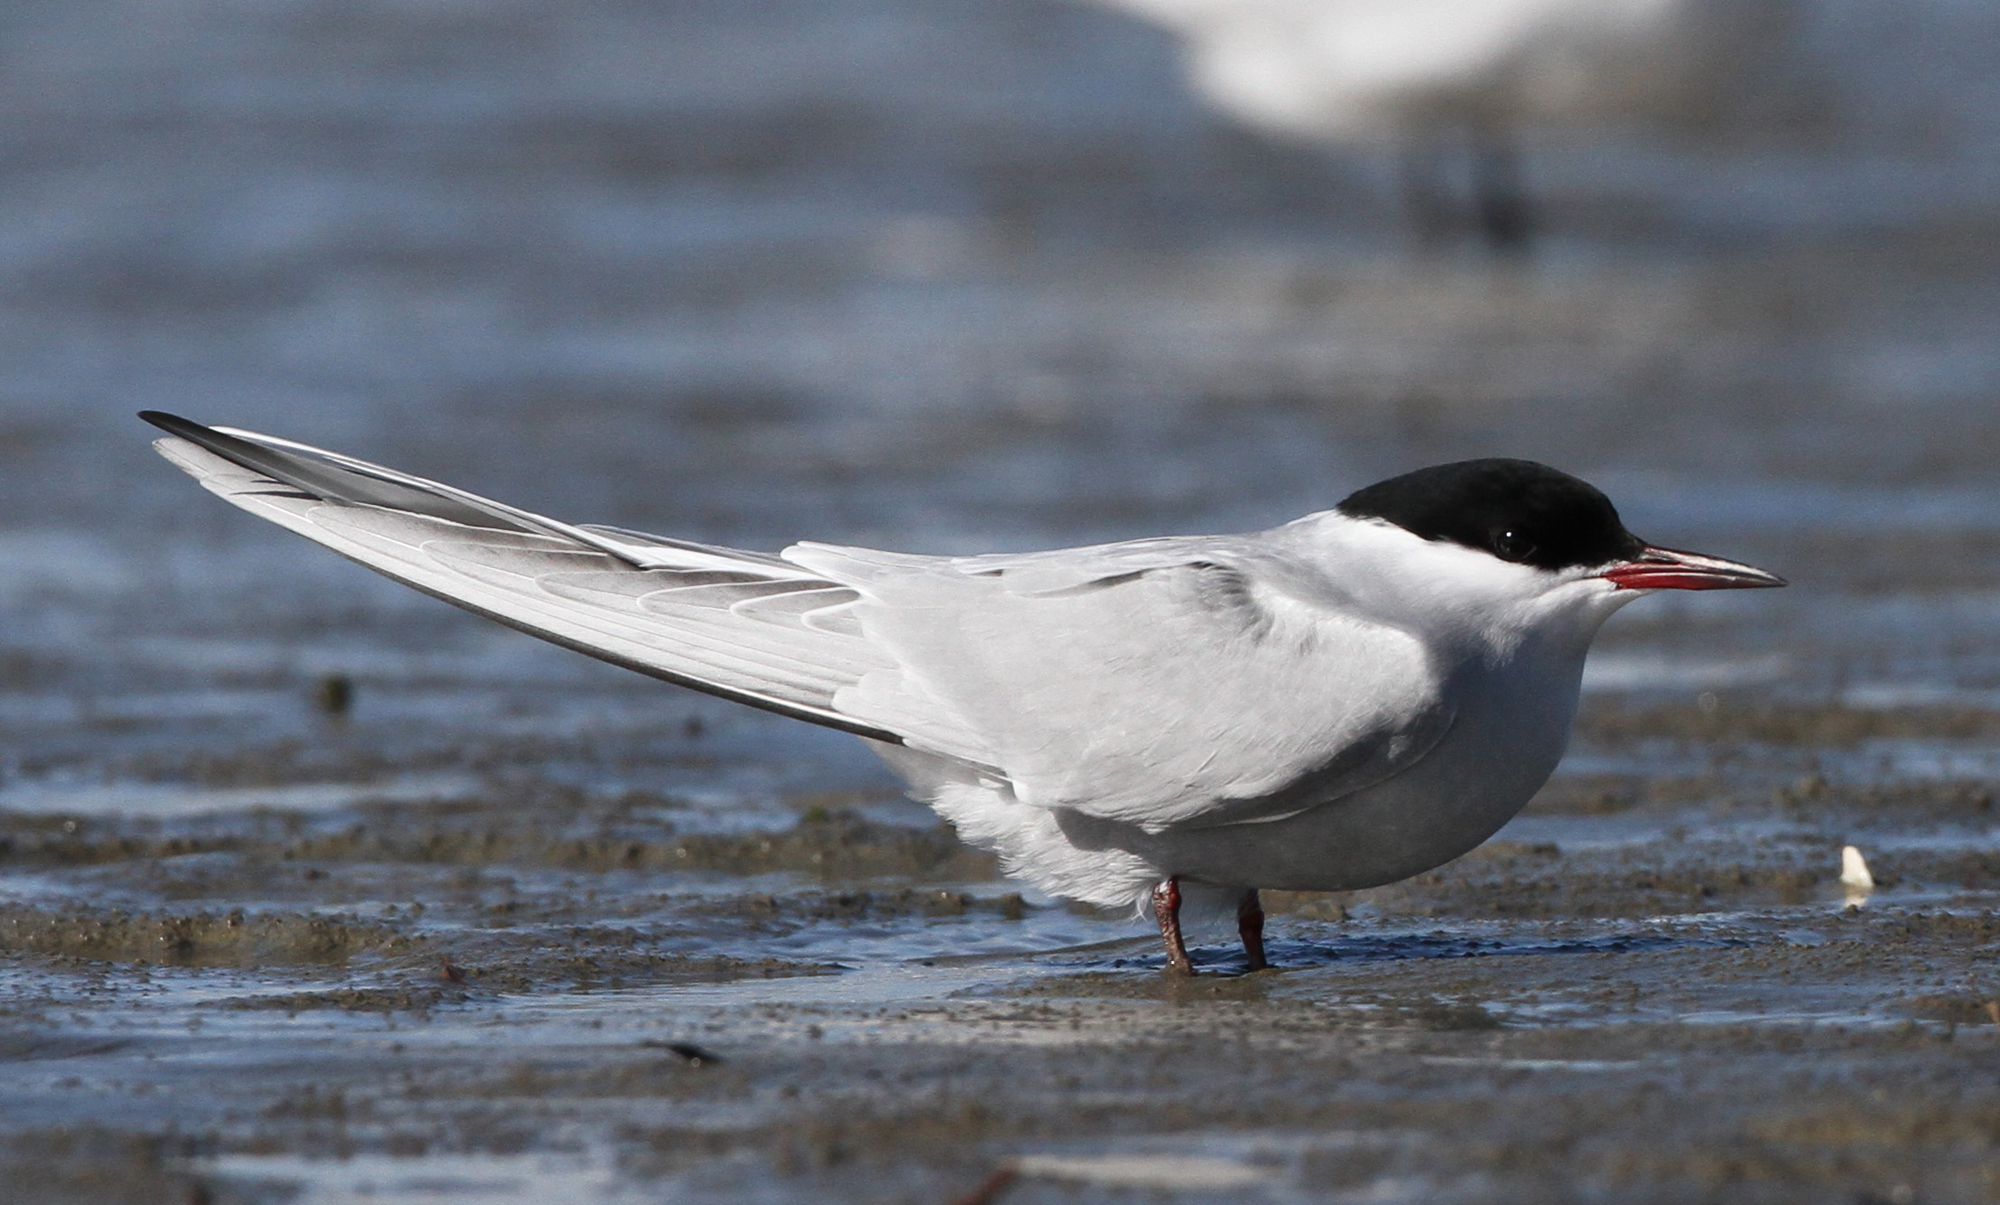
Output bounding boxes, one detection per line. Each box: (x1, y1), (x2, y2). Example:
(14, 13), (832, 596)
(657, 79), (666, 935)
(4, 696), (2000, 1204)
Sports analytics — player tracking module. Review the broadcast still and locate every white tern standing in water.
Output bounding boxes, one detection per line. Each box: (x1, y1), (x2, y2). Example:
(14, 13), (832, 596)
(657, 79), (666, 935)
(142, 412), (1783, 973)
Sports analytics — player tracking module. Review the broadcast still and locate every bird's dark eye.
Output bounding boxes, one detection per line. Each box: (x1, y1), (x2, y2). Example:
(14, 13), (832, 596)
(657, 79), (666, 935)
(1492, 529), (1536, 562)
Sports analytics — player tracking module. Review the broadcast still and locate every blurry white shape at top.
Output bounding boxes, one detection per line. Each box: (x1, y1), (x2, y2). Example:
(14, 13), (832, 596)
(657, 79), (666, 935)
(1091, 0), (1795, 249)
(1105, 0), (1679, 138)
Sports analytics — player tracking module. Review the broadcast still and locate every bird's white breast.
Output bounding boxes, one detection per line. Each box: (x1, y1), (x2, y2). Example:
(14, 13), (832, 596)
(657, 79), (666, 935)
(1119, 613), (1596, 892)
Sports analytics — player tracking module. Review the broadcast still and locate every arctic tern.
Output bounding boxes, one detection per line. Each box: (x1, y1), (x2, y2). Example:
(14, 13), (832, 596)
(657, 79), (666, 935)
(141, 411), (1782, 973)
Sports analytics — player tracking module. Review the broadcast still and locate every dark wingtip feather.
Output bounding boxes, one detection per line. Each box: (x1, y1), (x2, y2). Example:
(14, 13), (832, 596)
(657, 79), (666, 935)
(141, 411), (535, 533)
(139, 410), (302, 478)
(141, 410), (223, 444)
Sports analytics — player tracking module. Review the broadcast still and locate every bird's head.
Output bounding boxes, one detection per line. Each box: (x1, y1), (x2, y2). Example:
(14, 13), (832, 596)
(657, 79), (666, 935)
(1333, 458), (1783, 641)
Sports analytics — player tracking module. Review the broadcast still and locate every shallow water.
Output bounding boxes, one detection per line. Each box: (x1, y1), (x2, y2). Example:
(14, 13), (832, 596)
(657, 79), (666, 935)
(6, 0), (2000, 1201)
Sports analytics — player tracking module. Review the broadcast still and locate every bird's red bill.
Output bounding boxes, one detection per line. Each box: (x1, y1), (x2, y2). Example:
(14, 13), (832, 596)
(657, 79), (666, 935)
(1600, 546), (1785, 591)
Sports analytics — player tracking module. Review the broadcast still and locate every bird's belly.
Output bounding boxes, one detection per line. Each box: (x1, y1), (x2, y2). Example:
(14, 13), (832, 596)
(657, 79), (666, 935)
(1147, 670), (1582, 892)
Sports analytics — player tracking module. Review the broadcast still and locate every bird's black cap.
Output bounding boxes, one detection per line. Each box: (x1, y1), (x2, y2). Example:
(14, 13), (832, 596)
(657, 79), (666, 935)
(1337, 458), (1643, 571)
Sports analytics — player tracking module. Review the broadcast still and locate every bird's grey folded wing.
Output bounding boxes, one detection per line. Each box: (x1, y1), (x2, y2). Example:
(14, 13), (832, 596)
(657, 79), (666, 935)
(945, 537), (1232, 595)
(142, 413), (994, 748)
(787, 539), (1453, 833)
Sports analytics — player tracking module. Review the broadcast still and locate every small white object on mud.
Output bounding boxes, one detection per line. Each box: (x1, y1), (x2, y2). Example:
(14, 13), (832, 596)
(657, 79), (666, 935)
(1840, 844), (1875, 893)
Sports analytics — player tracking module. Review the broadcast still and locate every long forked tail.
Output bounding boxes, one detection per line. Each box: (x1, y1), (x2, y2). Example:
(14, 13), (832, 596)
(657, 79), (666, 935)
(139, 411), (903, 741)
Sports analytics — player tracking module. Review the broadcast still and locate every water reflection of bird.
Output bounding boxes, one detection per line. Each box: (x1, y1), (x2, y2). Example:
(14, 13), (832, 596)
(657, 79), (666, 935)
(143, 412), (1781, 974)
(1093, 0), (1795, 250)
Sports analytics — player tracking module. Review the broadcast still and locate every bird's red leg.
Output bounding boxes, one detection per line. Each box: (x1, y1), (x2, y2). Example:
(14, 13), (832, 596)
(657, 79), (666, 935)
(1152, 876), (1194, 975)
(1237, 889), (1268, 971)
